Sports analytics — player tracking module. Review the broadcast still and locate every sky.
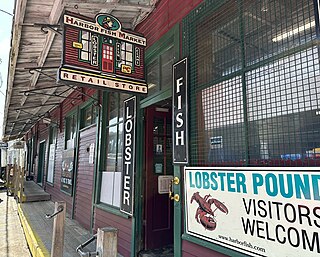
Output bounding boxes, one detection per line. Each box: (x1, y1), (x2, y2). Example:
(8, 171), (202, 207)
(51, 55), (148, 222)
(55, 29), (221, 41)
(0, 1), (14, 139)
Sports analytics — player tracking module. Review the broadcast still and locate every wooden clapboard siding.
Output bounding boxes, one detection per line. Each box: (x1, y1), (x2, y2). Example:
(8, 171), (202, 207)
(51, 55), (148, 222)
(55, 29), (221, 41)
(136, 0), (202, 47)
(94, 208), (132, 257)
(182, 240), (228, 257)
(73, 126), (96, 230)
(45, 127), (73, 214)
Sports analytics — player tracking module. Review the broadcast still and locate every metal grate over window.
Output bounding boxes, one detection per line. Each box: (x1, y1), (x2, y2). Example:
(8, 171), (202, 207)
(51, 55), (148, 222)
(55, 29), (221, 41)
(183, 0), (320, 166)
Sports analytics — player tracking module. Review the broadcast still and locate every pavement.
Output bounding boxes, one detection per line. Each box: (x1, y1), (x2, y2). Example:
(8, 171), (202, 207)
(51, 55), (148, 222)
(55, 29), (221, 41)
(18, 199), (96, 257)
(0, 190), (31, 257)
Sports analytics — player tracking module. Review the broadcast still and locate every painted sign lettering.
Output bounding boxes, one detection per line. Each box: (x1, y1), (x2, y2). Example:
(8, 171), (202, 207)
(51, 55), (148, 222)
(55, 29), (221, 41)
(173, 58), (188, 164)
(120, 96), (136, 216)
(58, 11), (147, 94)
(185, 167), (320, 257)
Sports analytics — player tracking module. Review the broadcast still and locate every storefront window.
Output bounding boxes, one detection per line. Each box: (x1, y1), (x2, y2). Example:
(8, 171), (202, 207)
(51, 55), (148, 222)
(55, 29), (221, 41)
(80, 31), (91, 62)
(100, 92), (128, 207)
(65, 113), (77, 149)
(185, 0), (320, 166)
(146, 43), (175, 96)
(81, 103), (98, 128)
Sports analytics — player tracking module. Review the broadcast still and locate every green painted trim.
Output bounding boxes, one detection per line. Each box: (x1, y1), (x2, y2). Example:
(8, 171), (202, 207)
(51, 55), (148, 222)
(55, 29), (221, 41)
(45, 126), (58, 185)
(142, 23), (180, 105)
(90, 91), (101, 233)
(71, 106), (81, 218)
(145, 23), (179, 62)
(95, 203), (130, 219)
(238, 0), (249, 165)
(131, 96), (144, 256)
(140, 88), (172, 108)
(182, 234), (248, 257)
(173, 166), (182, 257)
(95, 91), (108, 205)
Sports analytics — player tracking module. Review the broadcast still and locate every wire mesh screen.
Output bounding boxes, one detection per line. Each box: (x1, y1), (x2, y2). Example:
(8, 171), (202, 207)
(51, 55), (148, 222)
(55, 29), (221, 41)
(183, 0), (320, 166)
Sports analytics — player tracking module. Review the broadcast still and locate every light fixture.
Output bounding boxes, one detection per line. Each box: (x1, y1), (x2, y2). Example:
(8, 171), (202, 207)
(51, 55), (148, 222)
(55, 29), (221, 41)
(272, 21), (315, 42)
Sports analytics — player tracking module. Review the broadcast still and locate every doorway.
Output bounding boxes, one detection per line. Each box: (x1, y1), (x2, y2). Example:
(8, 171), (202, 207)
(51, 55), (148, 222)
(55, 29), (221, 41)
(37, 141), (46, 185)
(144, 105), (174, 250)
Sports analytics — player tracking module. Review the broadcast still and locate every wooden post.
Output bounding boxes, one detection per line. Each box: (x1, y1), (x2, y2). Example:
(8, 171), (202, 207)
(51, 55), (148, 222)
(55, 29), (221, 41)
(51, 201), (66, 257)
(13, 165), (19, 198)
(96, 227), (118, 257)
(19, 167), (25, 202)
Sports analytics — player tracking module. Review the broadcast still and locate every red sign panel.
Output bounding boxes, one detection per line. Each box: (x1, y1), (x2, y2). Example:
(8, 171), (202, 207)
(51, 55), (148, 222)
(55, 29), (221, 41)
(58, 11), (147, 94)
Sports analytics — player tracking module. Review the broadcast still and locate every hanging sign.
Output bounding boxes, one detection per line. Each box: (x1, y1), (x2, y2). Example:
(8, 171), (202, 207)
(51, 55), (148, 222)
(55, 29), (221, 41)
(58, 11), (147, 94)
(173, 58), (188, 164)
(120, 96), (136, 216)
(185, 167), (320, 257)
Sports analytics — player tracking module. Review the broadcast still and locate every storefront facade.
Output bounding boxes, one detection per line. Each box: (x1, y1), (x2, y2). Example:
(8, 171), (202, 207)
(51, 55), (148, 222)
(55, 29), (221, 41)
(5, 0), (320, 257)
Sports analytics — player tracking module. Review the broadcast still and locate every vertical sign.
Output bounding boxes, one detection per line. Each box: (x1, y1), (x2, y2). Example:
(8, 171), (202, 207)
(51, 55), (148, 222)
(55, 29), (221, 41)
(173, 58), (189, 164)
(120, 96), (136, 216)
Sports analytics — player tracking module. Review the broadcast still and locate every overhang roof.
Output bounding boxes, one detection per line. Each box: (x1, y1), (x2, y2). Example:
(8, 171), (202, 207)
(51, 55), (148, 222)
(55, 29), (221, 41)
(3, 0), (156, 141)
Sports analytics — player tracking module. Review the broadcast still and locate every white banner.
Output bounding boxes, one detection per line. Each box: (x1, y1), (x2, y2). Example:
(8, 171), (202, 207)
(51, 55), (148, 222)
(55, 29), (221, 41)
(184, 167), (320, 257)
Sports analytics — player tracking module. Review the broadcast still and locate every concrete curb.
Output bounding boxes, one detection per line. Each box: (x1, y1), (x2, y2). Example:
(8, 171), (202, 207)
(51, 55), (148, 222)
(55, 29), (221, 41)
(17, 203), (50, 257)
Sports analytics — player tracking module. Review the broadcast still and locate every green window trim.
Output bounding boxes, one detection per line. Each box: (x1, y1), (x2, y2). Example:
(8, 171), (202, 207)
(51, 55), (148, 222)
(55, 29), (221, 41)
(95, 202), (130, 219)
(80, 98), (99, 129)
(182, 234), (248, 257)
(140, 23), (180, 107)
(64, 109), (78, 150)
(96, 91), (129, 209)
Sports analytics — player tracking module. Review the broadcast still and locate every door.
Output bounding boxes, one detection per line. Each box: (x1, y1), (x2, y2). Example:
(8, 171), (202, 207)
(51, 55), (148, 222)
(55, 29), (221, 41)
(102, 43), (114, 73)
(144, 106), (173, 249)
(37, 141), (46, 185)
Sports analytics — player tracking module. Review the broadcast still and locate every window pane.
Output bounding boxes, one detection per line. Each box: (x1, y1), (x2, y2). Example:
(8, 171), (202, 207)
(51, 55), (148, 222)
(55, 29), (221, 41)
(119, 93), (130, 122)
(116, 123), (123, 172)
(106, 125), (118, 172)
(246, 47), (320, 165)
(194, 77), (245, 165)
(82, 31), (89, 40)
(195, 1), (242, 84)
(108, 93), (118, 126)
(161, 45), (174, 90)
(147, 59), (160, 96)
(244, 0), (316, 66)
(81, 51), (89, 61)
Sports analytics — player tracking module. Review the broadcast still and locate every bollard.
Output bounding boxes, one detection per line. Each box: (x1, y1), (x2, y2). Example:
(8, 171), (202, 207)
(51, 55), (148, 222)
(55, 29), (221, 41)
(50, 201), (66, 257)
(96, 227), (118, 257)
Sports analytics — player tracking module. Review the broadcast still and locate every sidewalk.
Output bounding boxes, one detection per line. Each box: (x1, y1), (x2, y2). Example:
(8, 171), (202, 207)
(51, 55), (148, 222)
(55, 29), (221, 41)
(18, 199), (96, 257)
(0, 190), (31, 257)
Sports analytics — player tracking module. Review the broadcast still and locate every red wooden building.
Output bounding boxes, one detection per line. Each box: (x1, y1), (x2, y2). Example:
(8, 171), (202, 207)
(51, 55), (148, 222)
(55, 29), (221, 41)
(3, 0), (320, 257)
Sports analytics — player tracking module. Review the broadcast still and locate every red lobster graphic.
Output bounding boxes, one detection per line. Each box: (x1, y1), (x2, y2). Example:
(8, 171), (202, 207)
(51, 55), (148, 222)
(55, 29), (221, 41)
(190, 192), (228, 231)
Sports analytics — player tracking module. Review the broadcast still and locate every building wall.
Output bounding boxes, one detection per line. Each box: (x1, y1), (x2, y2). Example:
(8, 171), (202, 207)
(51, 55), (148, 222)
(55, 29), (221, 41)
(94, 208), (132, 257)
(136, 0), (202, 47)
(182, 241), (227, 257)
(73, 125), (96, 230)
(44, 88), (97, 215)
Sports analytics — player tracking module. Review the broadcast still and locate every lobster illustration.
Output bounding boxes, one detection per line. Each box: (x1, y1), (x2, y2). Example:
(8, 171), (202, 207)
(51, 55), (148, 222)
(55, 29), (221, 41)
(190, 192), (228, 231)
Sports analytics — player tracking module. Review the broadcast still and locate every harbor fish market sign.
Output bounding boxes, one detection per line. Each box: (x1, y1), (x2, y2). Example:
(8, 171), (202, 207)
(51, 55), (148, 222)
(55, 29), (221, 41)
(184, 167), (320, 257)
(58, 11), (147, 94)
